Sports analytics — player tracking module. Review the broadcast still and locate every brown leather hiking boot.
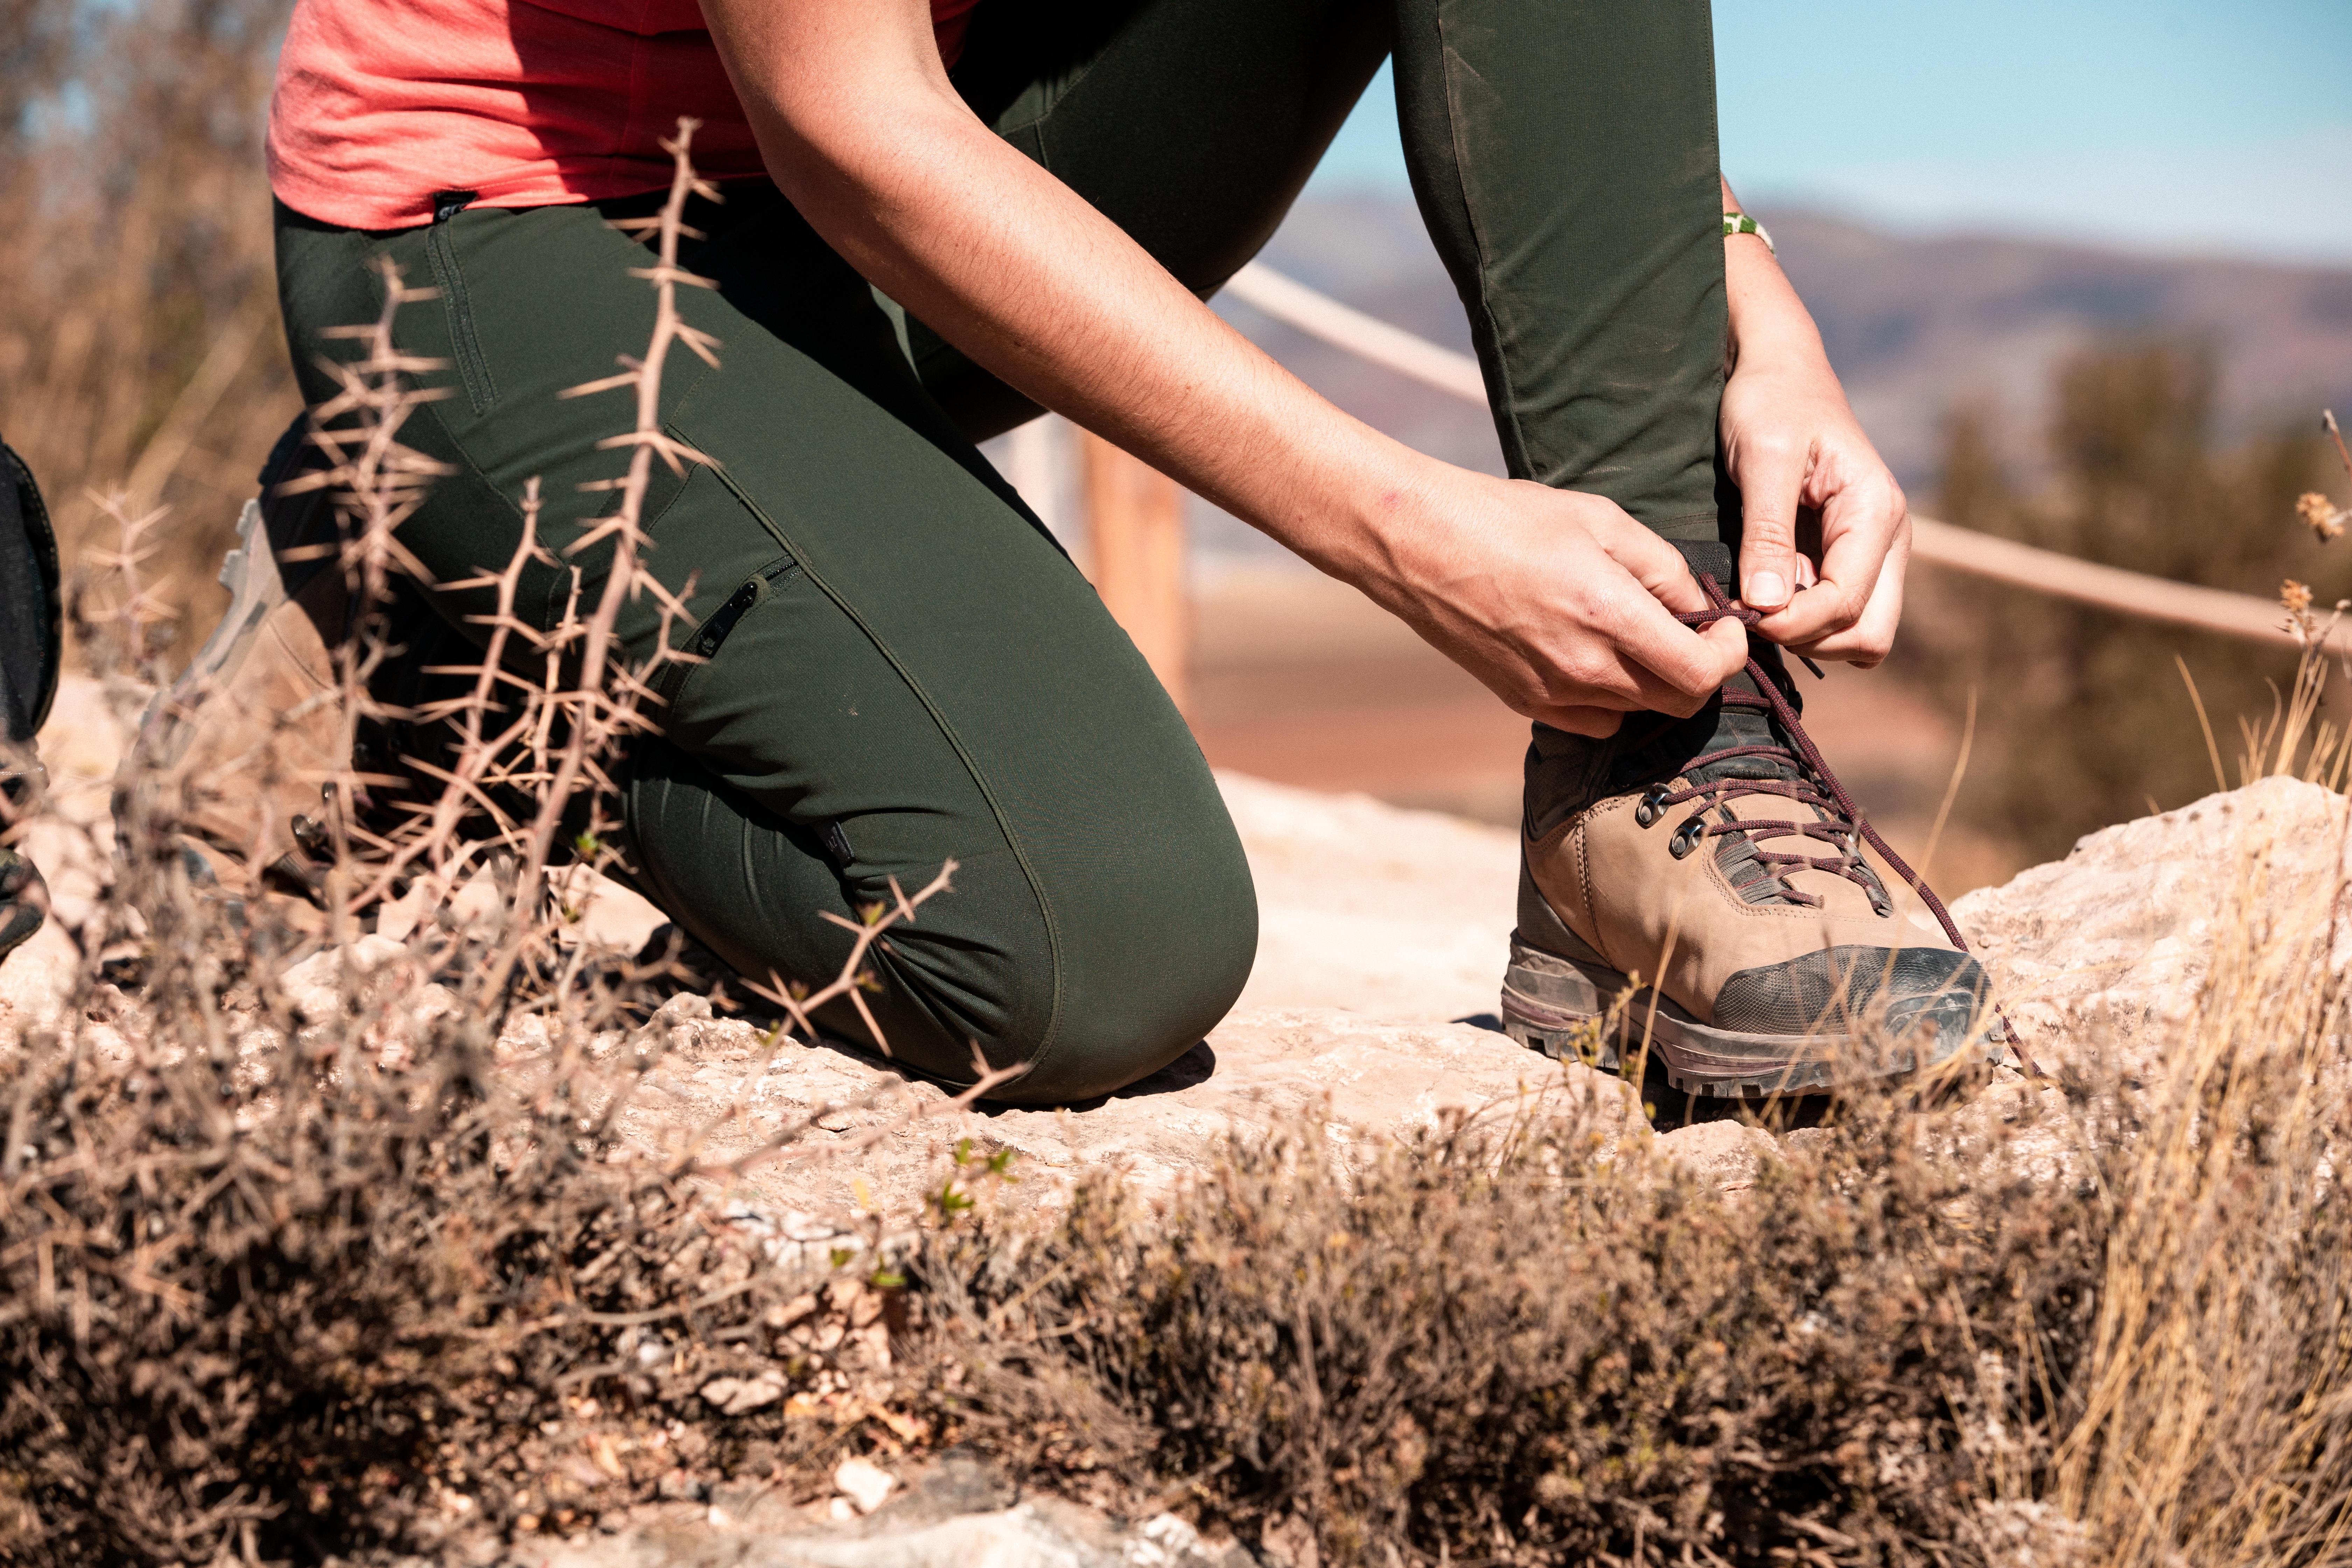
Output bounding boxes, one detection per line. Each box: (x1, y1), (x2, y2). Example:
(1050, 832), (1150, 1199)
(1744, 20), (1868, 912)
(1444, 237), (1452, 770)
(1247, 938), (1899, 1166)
(1, 435), (58, 964)
(119, 430), (350, 920)
(0, 754), (46, 961)
(1501, 544), (1991, 1098)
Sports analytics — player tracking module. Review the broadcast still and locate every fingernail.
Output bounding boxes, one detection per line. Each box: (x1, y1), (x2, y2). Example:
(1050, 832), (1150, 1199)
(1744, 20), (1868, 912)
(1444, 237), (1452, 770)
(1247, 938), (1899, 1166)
(1749, 570), (1788, 608)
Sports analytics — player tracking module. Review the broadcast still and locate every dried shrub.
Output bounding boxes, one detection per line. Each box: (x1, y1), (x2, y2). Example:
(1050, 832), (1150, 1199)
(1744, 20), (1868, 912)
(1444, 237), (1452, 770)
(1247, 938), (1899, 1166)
(926, 1088), (2097, 1564)
(0, 979), (927, 1562)
(1905, 338), (2346, 860)
(0, 0), (296, 638)
(923, 814), (2352, 1566)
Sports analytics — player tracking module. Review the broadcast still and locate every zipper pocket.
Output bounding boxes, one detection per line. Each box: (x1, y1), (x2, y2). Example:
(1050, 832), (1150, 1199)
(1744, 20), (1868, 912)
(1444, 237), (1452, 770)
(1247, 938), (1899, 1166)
(655, 555), (802, 708)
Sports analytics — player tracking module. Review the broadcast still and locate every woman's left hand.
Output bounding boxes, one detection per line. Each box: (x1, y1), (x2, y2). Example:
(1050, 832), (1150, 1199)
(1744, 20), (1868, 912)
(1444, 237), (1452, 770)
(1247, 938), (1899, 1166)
(1718, 195), (1910, 668)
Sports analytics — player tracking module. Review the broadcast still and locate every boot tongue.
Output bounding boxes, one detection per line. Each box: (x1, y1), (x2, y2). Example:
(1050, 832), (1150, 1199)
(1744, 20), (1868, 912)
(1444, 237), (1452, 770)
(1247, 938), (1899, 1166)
(1602, 665), (1805, 794)
(1684, 666), (1804, 787)
(1654, 539), (1804, 788)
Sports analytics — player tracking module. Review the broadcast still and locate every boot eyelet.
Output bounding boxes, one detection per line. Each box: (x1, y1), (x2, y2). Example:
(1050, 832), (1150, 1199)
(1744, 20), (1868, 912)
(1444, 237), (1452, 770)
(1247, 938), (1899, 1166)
(290, 813), (330, 859)
(1669, 817), (1707, 860)
(1635, 785), (1672, 828)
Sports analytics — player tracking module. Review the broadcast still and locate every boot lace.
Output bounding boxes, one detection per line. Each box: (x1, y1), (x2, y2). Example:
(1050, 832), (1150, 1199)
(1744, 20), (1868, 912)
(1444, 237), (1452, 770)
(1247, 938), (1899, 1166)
(1661, 574), (1969, 954)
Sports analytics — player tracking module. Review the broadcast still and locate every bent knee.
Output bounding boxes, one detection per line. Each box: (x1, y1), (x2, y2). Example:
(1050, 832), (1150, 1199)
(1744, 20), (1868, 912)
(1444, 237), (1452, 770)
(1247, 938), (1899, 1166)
(691, 791), (1256, 1108)
(980, 828), (1259, 1107)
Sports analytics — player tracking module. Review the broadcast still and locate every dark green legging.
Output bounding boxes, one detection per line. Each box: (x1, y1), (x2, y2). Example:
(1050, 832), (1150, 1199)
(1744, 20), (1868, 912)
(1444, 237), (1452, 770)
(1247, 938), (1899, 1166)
(271, 0), (1729, 1105)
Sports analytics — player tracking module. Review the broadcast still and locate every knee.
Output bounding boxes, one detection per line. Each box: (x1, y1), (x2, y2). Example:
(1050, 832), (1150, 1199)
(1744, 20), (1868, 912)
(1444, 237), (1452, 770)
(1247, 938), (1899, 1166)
(629, 742), (1258, 1107)
(977, 820), (1259, 1108)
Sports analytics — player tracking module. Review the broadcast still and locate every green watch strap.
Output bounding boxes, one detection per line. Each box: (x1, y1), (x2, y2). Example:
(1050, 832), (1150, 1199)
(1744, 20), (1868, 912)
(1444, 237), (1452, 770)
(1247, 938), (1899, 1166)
(1722, 211), (1774, 255)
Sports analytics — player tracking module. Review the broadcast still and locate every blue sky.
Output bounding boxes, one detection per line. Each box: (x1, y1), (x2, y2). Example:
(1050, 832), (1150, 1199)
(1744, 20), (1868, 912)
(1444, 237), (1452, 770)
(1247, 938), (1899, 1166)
(1306, 0), (2352, 264)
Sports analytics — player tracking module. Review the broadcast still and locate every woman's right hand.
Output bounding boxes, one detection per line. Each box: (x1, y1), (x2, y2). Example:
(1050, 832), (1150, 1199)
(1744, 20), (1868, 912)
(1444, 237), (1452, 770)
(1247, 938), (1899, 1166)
(1332, 463), (1750, 738)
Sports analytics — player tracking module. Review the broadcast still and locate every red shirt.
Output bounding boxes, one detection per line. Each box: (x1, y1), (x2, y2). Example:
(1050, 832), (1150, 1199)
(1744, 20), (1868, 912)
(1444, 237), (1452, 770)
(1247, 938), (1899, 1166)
(268, 0), (981, 230)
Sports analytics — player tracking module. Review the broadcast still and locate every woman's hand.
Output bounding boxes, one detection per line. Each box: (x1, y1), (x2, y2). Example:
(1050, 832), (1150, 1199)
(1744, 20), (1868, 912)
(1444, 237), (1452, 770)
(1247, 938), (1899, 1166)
(1352, 466), (1751, 737)
(1720, 189), (1910, 667)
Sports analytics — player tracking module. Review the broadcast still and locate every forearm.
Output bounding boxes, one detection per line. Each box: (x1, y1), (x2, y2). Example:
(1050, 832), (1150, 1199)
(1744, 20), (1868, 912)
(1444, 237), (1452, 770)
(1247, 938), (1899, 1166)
(1719, 176), (1833, 376)
(696, 0), (1753, 730)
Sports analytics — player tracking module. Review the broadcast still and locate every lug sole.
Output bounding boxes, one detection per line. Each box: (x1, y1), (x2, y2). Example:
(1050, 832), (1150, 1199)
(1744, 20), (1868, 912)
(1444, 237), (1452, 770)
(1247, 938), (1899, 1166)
(1500, 933), (1983, 1099)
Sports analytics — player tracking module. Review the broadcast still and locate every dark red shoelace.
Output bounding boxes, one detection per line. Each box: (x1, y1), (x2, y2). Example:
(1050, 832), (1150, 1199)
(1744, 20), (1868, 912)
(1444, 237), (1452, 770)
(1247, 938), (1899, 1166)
(1667, 574), (1968, 954)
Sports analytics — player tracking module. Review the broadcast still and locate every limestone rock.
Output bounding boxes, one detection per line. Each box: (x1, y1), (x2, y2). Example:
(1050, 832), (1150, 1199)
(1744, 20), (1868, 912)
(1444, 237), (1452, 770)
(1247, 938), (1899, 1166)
(622, 1005), (1642, 1227)
(831, 1458), (896, 1517)
(510, 1453), (1250, 1568)
(1954, 776), (2351, 1074)
(1655, 1120), (1782, 1193)
(514, 1503), (1105, 1568)
(277, 933), (417, 1021)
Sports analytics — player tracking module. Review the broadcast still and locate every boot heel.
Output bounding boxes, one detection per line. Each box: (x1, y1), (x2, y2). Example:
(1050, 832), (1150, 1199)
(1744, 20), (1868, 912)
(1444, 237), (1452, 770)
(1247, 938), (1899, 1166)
(1500, 932), (1634, 1070)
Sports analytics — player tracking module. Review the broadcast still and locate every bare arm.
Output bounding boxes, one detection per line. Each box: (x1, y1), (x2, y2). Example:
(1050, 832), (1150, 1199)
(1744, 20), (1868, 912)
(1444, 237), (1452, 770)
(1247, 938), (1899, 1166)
(697, 0), (1748, 735)
(1720, 176), (1910, 666)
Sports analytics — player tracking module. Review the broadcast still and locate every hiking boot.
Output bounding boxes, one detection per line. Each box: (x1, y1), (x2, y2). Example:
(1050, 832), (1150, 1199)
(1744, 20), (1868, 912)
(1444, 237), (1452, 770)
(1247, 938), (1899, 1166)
(0, 841), (43, 960)
(119, 426), (349, 919)
(0, 435), (58, 964)
(1500, 542), (1991, 1098)
(0, 761), (46, 962)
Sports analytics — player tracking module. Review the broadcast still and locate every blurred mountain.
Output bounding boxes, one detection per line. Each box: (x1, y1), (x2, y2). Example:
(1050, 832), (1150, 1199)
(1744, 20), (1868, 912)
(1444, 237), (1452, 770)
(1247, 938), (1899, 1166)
(1194, 195), (2352, 562)
(1762, 209), (2352, 490)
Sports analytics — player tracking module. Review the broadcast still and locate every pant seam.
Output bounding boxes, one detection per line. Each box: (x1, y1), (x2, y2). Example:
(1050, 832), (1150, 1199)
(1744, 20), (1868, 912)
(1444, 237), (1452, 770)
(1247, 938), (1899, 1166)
(690, 442), (1070, 1076)
(1435, 12), (1531, 481)
(423, 222), (499, 414)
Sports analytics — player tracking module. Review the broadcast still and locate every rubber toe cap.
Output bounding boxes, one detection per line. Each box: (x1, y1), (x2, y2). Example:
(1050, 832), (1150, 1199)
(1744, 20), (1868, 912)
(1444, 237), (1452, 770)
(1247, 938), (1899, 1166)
(1714, 945), (1988, 1038)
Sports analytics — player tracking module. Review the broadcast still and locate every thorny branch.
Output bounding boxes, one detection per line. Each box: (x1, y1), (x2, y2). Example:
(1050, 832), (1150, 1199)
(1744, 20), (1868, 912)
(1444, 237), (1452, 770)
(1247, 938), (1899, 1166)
(744, 860), (962, 1058)
(481, 121), (719, 997)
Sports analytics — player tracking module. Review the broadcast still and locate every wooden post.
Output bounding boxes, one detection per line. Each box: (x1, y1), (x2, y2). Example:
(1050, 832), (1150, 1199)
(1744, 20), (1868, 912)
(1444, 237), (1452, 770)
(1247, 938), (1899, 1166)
(1079, 429), (1189, 710)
